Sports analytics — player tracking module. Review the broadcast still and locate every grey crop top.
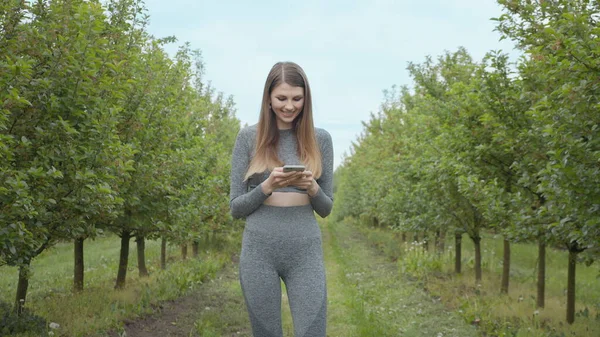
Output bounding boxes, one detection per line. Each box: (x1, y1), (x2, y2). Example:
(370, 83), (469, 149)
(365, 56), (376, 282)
(229, 124), (334, 219)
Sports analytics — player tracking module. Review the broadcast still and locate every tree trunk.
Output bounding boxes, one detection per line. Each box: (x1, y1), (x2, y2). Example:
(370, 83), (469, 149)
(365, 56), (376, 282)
(455, 232), (462, 274)
(161, 236), (167, 270)
(136, 235), (148, 278)
(74, 237), (84, 292)
(115, 230), (131, 289)
(501, 238), (510, 294)
(422, 232), (429, 252)
(566, 248), (578, 324)
(537, 240), (546, 308)
(473, 235), (482, 282)
(181, 244), (188, 260)
(401, 232), (407, 243)
(192, 240), (199, 258)
(14, 262), (30, 315)
(435, 230), (445, 254)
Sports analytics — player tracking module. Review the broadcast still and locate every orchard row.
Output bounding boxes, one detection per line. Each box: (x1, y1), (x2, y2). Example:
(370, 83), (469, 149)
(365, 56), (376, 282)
(0, 0), (238, 315)
(333, 0), (599, 325)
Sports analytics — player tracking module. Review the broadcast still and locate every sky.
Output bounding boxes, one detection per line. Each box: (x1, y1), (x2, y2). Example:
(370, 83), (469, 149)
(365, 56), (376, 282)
(143, 0), (519, 169)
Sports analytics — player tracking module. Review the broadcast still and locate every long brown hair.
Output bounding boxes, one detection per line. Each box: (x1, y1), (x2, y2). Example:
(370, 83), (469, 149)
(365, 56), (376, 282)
(244, 61), (322, 180)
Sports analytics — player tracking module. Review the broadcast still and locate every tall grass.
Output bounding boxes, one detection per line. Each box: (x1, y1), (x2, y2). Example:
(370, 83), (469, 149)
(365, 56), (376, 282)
(352, 219), (600, 337)
(0, 231), (240, 336)
(326, 218), (478, 337)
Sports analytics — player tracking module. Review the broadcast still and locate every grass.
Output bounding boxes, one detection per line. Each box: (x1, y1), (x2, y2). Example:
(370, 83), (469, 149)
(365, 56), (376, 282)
(7, 216), (592, 336)
(352, 219), (600, 337)
(192, 218), (360, 337)
(324, 218), (478, 337)
(320, 220), (357, 337)
(194, 217), (478, 337)
(0, 233), (237, 336)
(192, 217), (366, 337)
(192, 263), (252, 336)
(448, 232), (600, 307)
(450, 233), (600, 337)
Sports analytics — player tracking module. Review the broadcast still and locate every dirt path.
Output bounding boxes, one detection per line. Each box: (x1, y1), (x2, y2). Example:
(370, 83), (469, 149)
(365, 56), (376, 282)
(111, 219), (476, 337)
(108, 261), (252, 337)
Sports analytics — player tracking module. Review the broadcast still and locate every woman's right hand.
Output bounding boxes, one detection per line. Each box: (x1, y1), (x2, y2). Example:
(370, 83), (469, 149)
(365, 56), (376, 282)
(261, 167), (302, 195)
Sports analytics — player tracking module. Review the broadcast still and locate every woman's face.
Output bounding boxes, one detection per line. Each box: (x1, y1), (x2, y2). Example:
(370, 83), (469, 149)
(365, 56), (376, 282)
(270, 82), (304, 130)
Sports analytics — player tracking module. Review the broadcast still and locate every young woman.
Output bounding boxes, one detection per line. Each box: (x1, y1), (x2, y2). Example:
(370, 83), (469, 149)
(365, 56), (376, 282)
(229, 61), (333, 337)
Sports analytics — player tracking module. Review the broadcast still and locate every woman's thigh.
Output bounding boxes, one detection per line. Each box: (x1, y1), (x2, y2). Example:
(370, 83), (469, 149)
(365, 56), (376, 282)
(282, 237), (327, 337)
(239, 231), (284, 336)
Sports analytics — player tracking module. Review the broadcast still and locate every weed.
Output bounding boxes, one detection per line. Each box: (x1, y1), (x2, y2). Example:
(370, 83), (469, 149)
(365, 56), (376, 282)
(0, 300), (47, 336)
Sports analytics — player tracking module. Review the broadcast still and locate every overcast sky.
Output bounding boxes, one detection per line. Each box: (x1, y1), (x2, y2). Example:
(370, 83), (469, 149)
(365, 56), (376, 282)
(143, 0), (519, 169)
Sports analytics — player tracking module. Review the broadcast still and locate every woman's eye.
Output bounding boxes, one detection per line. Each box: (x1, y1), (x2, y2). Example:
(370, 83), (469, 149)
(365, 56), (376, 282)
(278, 97), (286, 102)
(294, 97), (303, 102)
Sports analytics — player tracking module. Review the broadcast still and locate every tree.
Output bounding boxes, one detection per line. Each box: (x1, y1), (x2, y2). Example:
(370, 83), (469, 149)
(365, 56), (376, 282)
(496, 0), (600, 323)
(1, 0), (131, 311)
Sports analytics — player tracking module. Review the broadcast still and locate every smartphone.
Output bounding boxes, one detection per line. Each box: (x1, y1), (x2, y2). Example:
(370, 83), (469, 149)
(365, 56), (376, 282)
(283, 164), (306, 172)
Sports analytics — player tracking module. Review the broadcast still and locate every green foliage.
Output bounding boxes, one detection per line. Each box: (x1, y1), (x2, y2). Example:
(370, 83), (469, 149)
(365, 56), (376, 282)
(496, 0), (600, 252)
(0, 301), (47, 336)
(1, 0), (132, 268)
(334, 0), (599, 326)
(399, 241), (444, 280)
(152, 254), (224, 297)
(0, 0), (239, 313)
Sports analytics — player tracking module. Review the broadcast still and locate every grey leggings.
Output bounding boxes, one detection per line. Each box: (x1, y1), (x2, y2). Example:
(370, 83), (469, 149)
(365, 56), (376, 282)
(239, 204), (327, 337)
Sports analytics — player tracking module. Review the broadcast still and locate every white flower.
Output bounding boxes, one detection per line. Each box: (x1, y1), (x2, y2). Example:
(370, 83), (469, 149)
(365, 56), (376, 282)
(49, 322), (60, 329)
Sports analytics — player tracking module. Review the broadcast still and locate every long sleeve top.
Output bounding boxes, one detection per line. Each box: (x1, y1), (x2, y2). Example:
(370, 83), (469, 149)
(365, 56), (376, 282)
(229, 124), (334, 219)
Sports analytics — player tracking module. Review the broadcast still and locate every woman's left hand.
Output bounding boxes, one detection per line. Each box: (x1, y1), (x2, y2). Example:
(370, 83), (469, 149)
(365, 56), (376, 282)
(290, 170), (319, 196)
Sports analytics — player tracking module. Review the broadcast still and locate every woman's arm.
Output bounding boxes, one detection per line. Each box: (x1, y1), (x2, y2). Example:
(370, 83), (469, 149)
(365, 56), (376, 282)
(229, 128), (271, 219)
(309, 129), (334, 217)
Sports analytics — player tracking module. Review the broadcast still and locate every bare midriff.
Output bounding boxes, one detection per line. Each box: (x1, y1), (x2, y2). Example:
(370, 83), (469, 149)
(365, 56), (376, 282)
(263, 192), (310, 207)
